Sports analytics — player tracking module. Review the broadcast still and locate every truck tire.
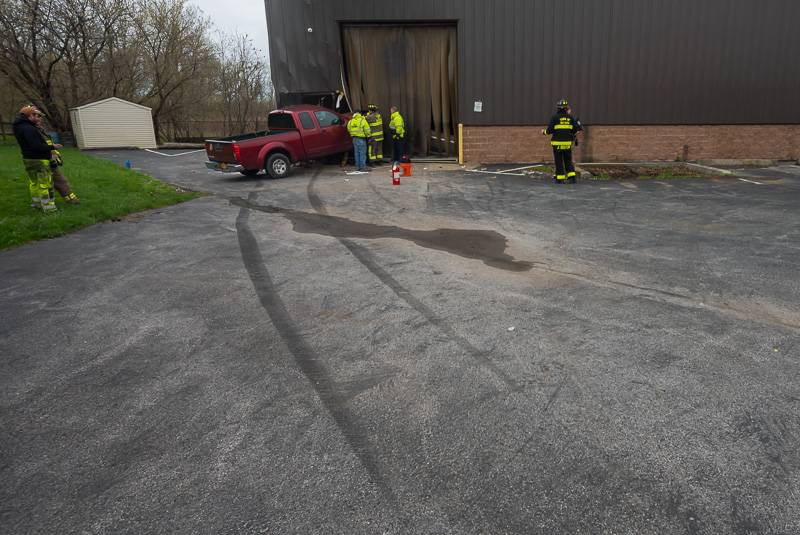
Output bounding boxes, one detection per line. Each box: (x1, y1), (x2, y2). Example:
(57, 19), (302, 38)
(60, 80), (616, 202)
(239, 169), (260, 177)
(266, 153), (291, 179)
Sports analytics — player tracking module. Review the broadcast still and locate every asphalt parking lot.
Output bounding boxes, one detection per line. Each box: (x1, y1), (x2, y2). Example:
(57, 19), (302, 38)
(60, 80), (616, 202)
(2, 150), (799, 534)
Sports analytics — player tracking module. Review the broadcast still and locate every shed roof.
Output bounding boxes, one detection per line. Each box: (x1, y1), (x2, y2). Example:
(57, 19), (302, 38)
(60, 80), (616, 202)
(70, 97), (151, 112)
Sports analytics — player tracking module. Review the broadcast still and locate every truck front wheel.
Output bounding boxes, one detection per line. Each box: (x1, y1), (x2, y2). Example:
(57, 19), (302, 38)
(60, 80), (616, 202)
(266, 153), (291, 179)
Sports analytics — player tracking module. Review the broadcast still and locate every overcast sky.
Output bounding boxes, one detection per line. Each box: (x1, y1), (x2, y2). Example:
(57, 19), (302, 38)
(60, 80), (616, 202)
(190, 0), (270, 55)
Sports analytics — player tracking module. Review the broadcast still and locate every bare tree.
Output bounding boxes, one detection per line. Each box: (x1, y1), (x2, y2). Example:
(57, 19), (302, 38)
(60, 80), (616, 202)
(0, 0), (71, 129)
(214, 32), (273, 135)
(0, 0), (138, 129)
(0, 72), (26, 138)
(0, 0), (272, 142)
(133, 0), (213, 141)
(57, 0), (134, 104)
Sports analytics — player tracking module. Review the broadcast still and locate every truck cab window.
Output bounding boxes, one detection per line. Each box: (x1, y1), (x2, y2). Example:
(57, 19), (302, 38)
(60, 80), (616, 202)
(299, 112), (315, 130)
(268, 113), (295, 130)
(314, 111), (340, 128)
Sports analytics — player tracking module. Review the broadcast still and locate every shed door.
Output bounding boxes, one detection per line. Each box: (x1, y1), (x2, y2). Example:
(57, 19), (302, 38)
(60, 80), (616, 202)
(343, 25), (458, 158)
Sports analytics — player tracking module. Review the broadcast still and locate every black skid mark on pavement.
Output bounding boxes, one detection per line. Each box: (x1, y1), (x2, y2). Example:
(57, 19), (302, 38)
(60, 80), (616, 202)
(305, 176), (521, 391)
(235, 191), (396, 503)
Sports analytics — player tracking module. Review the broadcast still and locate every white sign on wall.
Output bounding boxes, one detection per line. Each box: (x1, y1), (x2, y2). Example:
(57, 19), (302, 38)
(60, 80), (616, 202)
(473, 101), (483, 113)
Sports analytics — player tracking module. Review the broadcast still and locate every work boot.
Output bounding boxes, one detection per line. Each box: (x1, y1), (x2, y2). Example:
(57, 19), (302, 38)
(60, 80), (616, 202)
(41, 201), (57, 213)
(566, 176), (576, 184)
(64, 192), (80, 204)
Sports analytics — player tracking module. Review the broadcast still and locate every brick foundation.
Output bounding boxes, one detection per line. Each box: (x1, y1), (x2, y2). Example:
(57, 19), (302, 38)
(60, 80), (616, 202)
(462, 125), (800, 163)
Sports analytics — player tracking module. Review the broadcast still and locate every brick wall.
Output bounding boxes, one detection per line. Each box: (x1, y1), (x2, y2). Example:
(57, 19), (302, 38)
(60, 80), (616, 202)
(462, 125), (800, 163)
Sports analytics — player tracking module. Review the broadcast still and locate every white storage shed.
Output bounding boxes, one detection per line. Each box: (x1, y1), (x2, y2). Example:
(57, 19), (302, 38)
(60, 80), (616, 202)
(70, 97), (157, 149)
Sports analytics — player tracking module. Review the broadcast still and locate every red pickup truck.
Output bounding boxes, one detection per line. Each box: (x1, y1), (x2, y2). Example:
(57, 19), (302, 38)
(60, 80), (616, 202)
(204, 105), (352, 178)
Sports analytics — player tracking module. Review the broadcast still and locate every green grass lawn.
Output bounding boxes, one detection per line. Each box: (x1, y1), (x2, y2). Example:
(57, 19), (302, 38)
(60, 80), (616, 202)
(0, 142), (202, 249)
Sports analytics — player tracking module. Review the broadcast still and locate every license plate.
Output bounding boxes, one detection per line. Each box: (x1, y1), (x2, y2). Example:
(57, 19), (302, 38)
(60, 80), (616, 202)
(219, 162), (227, 170)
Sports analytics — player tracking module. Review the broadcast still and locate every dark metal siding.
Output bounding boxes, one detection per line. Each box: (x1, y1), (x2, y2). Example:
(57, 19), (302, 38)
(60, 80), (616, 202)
(264, 0), (800, 125)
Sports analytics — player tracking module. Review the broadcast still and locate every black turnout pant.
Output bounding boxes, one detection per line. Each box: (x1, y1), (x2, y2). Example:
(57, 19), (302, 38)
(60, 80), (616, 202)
(392, 138), (406, 162)
(552, 146), (575, 180)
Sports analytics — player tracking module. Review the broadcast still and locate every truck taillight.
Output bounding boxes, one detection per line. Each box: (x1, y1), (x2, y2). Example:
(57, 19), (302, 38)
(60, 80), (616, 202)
(232, 144), (241, 161)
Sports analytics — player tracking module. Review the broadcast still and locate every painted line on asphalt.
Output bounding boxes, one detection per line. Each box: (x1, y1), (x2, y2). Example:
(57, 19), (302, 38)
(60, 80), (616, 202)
(685, 162), (733, 175)
(738, 178), (764, 185)
(502, 164), (544, 173)
(144, 148), (205, 157)
(467, 169), (524, 177)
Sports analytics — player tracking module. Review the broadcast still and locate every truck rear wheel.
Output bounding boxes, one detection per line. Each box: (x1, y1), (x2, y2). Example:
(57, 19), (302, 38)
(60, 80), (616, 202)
(266, 153), (291, 179)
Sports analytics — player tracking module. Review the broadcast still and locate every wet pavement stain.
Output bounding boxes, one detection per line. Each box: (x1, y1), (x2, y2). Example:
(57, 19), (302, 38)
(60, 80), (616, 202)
(230, 197), (533, 272)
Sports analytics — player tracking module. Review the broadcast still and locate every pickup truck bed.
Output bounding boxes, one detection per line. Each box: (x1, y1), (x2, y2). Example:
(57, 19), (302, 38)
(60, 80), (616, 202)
(204, 105), (352, 178)
(206, 130), (296, 170)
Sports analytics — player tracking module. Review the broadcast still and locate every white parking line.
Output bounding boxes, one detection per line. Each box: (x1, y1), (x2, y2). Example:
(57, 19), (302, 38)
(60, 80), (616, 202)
(502, 164), (544, 173)
(144, 149), (205, 157)
(685, 162), (733, 175)
(738, 178), (764, 185)
(467, 169), (524, 177)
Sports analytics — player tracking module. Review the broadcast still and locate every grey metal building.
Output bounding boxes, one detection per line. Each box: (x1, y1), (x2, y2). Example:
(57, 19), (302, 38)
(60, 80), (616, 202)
(265, 0), (800, 162)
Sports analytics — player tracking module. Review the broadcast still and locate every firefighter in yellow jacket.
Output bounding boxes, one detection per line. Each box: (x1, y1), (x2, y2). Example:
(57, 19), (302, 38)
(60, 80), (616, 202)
(365, 104), (384, 165)
(347, 110), (371, 172)
(389, 106), (406, 163)
(543, 99), (582, 184)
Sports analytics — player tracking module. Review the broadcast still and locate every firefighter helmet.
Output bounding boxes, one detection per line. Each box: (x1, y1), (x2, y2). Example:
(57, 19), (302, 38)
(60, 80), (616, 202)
(557, 99), (569, 110)
(368, 104), (378, 111)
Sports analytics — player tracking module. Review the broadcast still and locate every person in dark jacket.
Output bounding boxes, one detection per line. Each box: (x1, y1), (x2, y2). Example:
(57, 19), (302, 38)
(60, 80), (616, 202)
(32, 112), (80, 204)
(12, 105), (57, 212)
(542, 98), (583, 184)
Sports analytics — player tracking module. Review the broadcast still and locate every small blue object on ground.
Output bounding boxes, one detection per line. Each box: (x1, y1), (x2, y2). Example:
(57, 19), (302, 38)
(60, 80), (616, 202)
(124, 160), (132, 169)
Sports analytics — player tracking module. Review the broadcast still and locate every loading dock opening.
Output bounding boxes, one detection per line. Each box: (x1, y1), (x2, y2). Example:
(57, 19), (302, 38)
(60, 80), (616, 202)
(342, 24), (458, 158)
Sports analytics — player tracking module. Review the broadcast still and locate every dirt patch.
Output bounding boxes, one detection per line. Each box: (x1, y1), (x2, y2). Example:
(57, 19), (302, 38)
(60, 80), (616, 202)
(580, 163), (713, 180)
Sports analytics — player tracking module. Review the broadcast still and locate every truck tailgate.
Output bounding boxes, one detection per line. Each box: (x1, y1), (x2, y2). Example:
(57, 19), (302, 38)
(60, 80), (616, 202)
(205, 140), (236, 163)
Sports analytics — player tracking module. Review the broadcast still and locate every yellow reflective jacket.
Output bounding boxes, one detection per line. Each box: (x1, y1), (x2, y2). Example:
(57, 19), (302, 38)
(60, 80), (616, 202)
(347, 113), (370, 138)
(389, 111), (405, 140)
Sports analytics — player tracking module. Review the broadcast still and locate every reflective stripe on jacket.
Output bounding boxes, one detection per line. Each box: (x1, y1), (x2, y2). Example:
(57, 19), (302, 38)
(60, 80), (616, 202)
(543, 112), (582, 144)
(347, 113), (371, 138)
(389, 111), (405, 139)
(366, 112), (384, 140)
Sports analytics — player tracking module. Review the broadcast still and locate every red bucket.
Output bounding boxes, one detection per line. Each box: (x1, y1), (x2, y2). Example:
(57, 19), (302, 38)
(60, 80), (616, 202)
(400, 162), (413, 177)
